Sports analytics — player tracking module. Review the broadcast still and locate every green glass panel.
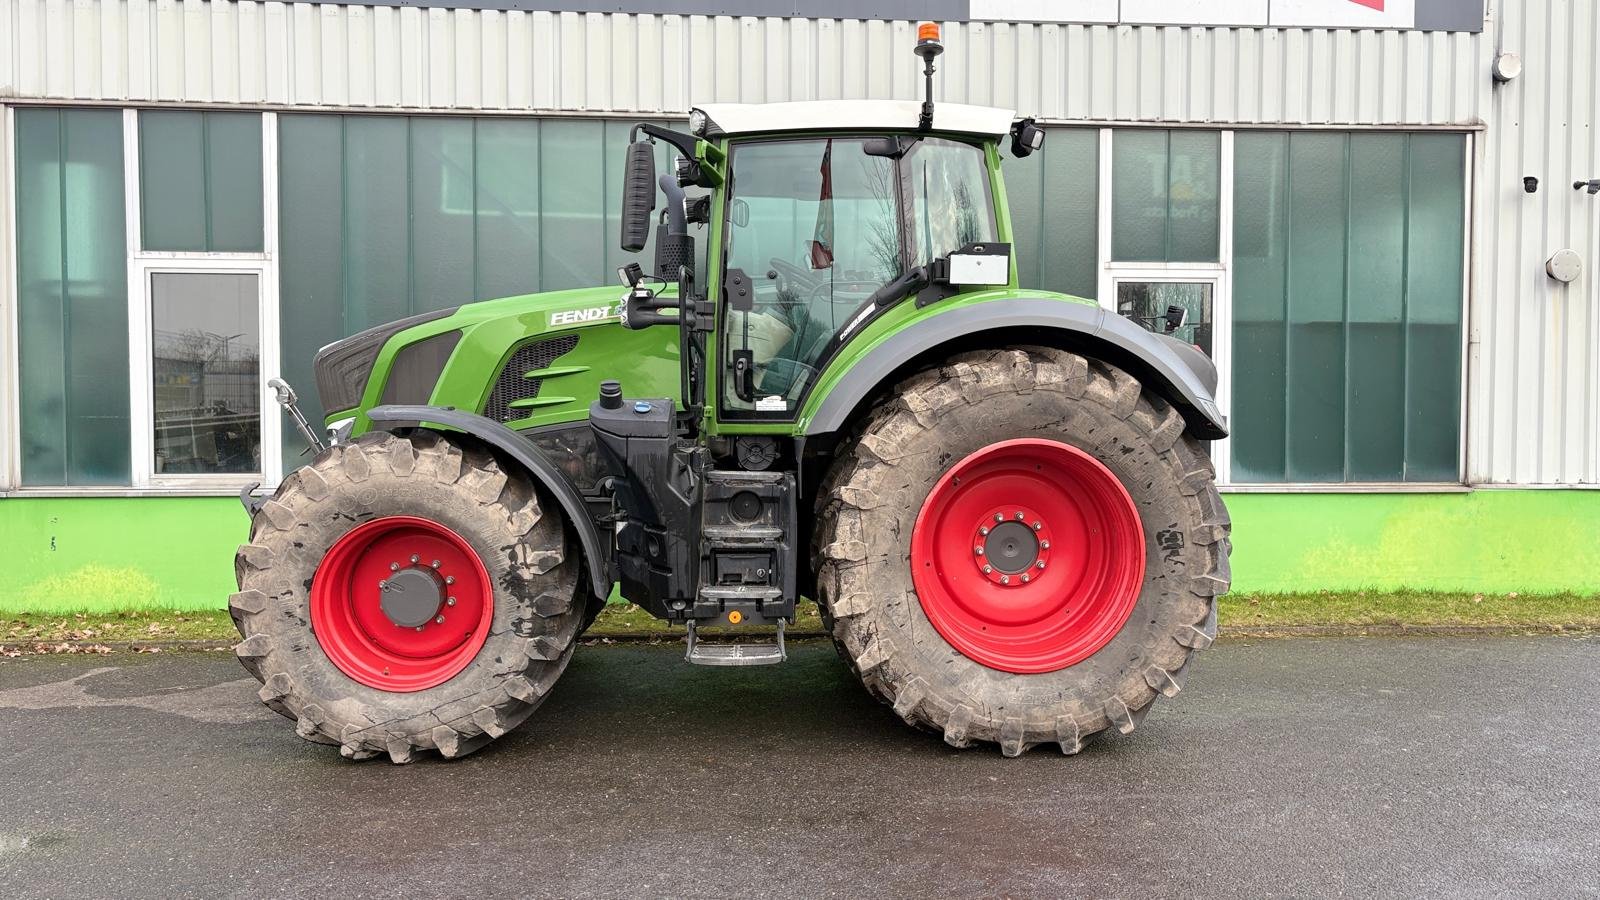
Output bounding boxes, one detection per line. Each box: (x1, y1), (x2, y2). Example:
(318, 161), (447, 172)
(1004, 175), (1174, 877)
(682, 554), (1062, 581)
(474, 118), (543, 299)
(1166, 130), (1220, 261)
(1004, 139), (1044, 292)
(1403, 134), (1465, 481)
(1112, 130), (1168, 262)
(1008, 128), (1098, 299)
(343, 116), (410, 331)
(140, 111), (263, 252)
(539, 119), (606, 291)
(410, 117), (475, 311)
(140, 111), (207, 252)
(277, 114), (345, 458)
(1344, 134), (1408, 481)
(1041, 129), (1099, 299)
(1229, 132), (1289, 482)
(204, 113), (264, 252)
(1230, 131), (1465, 484)
(1285, 133), (1348, 482)
(16, 108), (130, 485)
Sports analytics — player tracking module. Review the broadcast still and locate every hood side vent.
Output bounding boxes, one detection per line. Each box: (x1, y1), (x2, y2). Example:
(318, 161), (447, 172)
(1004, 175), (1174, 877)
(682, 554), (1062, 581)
(483, 334), (581, 424)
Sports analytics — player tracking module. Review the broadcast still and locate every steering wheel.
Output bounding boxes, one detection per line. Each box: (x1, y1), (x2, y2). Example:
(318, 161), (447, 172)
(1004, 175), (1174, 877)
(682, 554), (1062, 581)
(766, 257), (816, 295)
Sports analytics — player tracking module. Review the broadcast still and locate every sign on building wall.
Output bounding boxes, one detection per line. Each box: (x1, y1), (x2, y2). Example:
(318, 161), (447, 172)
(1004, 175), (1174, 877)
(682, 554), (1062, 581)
(337, 1), (1484, 32)
(970, 0), (1475, 29)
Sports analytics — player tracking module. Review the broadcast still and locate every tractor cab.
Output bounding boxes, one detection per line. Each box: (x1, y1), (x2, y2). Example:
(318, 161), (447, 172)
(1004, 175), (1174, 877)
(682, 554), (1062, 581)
(594, 25), (1052, 659)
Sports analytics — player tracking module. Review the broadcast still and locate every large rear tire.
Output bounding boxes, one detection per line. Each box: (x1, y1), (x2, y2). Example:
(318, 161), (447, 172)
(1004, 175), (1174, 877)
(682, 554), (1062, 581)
(232, 430), (584, 763)
(814, 347), (1230, 756)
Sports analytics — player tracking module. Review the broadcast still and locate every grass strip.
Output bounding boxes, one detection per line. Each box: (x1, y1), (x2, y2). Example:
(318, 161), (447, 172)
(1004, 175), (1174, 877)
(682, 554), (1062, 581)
(3, 591), (1596, 654)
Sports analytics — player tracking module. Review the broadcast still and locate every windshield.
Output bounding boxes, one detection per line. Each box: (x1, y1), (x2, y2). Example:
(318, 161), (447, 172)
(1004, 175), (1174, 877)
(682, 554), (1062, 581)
(721, 136), (995, 416)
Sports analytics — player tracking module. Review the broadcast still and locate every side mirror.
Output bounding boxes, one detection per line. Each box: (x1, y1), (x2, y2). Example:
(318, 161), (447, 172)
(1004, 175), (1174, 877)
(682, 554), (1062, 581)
(619, 141), (656, 252)
(1163, 304), (1188, 333)
(1009, 118), (1045, 158)
(730, 198), (750, 228)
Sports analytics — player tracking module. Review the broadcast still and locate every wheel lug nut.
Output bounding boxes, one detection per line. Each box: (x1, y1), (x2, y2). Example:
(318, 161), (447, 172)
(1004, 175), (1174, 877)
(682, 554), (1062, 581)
(379, 580), (388, 590)
(1032, 521), (1042, 531)
(445, 576), (456, 585)
(410, 555), (420, 564)
(446, 596), (457, 606)
(994, 513), (1004, 523)
(974, 547), (984, 555)
(982, 564), (993, 574)
(1036, 560), (1046, 569)
(1040, 541), (1050, 550)
(435, 615), (446, 624)
(1015, 511), (1025, 520)
(431, 559), (441, 568)
(414, 626), (424, 632)
(1021, 574), (1031, 583)
(1000, 575), (1010, 584)
(979, 527), (989, 536)
(390, 562), (400, 571)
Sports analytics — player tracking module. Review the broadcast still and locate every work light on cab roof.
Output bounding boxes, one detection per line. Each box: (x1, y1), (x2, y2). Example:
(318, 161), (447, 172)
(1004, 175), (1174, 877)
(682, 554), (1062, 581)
(239, 23), (1231, 764)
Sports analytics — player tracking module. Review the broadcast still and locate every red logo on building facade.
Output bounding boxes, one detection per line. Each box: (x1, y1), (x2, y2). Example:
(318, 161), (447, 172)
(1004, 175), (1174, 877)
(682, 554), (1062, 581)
(1349, 0), (1384, 9)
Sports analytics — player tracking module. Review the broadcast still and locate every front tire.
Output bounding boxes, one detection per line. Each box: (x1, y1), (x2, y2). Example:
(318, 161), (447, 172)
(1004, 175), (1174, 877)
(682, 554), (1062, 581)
(814, 347), (1231, 756)
(232, 431), (584, 763)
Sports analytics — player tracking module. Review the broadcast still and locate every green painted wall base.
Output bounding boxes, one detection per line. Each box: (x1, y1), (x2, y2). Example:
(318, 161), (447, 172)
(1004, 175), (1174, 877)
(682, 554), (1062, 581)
(0, 490), (1596, 614)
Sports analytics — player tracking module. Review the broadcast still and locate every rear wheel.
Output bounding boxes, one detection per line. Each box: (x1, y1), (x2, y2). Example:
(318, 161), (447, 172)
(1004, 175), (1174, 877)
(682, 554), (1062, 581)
(232, 430), (583, 763)
(815, 347), (1230, 756)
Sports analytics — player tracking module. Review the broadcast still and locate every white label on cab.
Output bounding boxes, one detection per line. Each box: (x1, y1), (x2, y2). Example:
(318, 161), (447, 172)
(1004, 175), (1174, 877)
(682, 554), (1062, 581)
(949, 253), (1009, 286)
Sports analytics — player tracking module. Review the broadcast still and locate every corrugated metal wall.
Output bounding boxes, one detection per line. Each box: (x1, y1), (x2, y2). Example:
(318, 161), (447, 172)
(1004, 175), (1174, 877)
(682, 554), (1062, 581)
(0, 0), (1488, 124)
(0, 0), (1593, 485)
(1473, 0), (1599, 486)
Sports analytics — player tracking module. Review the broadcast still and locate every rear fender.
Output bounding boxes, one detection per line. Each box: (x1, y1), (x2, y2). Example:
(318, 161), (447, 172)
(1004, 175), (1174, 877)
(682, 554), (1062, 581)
(367, 405), (612, 599)
(802, 297), (1228, 440)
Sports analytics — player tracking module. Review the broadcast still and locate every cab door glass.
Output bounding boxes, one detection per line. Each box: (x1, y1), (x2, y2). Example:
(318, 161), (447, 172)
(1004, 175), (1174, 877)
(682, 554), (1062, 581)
(721, 138), (902, 413)
(905, 139), (997, 267)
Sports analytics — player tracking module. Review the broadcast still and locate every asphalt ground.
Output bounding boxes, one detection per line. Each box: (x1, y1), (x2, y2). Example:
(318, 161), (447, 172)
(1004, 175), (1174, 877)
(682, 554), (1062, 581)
(1, 635), (1597, 899)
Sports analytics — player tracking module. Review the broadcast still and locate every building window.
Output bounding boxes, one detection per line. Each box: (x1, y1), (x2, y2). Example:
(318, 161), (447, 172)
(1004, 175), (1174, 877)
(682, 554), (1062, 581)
(276, 114), (662, 451)
(150, 272), (262, 475)
(1230, 132), (1465, 483)
(1112, 130), (1221, 263)
(1007, 127), (1099, 299)
(139, 111), (264, 253)
(14, 108), (130, 486)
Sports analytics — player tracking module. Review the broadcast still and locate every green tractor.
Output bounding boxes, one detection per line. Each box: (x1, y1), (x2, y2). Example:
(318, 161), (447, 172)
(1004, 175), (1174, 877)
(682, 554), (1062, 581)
(233, 25), (1230, 762)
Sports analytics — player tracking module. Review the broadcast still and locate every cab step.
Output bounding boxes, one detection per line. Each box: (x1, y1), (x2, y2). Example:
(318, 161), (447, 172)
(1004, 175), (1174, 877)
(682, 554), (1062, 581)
(684, 619), (787, 667)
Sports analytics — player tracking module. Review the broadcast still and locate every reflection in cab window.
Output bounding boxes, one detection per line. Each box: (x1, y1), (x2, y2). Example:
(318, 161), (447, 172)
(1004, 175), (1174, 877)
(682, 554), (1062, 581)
(722, 136), (994, 414)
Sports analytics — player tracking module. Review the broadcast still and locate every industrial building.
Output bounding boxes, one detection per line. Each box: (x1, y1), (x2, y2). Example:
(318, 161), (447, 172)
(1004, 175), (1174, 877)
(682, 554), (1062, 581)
(1, 0), (1595, 611)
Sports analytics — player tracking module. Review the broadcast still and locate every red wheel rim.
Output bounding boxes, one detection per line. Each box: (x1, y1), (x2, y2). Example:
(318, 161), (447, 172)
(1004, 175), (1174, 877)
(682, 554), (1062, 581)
(911, 438), (1145, 674)
(310, 516), (494, 692)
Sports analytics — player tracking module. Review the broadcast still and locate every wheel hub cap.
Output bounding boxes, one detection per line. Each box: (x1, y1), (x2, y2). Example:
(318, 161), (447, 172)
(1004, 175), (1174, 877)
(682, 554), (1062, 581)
(379, 567), (446, 628)
(911, 438), (1145, 674)
(310, 516), (493, 692)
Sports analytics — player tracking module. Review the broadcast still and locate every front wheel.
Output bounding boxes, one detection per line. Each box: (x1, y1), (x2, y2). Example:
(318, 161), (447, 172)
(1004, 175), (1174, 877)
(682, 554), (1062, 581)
(232, 431), (584, 763)
(814, 347), (1231, 756)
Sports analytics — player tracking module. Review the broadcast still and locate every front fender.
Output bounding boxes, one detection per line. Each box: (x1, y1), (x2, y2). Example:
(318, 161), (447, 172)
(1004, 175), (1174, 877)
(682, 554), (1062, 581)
(802, 296), (1227, 440)
(367, 405), (612, 599)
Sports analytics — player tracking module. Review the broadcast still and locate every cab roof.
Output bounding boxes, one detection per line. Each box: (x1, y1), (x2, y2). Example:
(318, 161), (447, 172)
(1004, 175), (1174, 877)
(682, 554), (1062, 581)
(696, 100), (1015, 139)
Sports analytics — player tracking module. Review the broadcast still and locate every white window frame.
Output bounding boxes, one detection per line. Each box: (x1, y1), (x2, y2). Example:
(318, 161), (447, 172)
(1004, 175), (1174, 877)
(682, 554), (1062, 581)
(1096, 128), (1235, 485)
(0, 105), (15, 493)
(122, 109), (282, 494)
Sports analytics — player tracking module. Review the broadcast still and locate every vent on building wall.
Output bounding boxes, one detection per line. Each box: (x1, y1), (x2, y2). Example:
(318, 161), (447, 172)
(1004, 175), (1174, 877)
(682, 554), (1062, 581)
(483, 334), (580, 423)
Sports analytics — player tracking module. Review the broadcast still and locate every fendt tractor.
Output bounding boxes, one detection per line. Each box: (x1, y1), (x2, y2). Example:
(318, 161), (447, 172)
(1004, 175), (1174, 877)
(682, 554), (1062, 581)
(234, 24), (1231, 763)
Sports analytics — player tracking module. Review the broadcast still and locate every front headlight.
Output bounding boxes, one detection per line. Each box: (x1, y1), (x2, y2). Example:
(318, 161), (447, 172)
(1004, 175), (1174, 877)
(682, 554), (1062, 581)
(689, 107), (708, 136)
(312, 307), (458, 413)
